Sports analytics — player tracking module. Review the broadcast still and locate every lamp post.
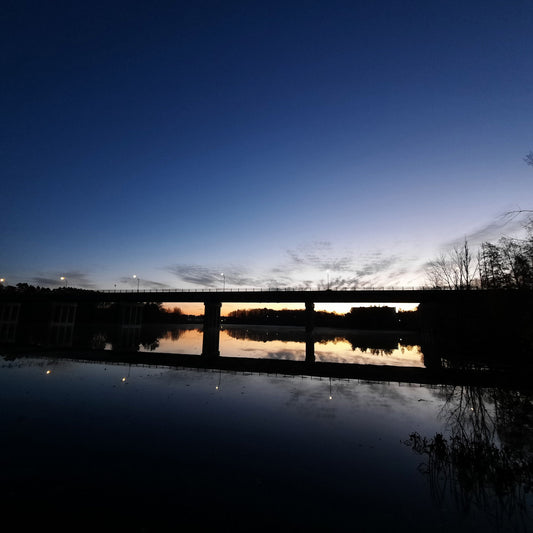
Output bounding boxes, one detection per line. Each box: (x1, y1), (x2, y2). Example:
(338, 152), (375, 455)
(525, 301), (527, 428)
(326, 270), (330, 290)
(133, 274), (140, 292)
(221, 273), (225, 291)
(60, 276), (67, 287)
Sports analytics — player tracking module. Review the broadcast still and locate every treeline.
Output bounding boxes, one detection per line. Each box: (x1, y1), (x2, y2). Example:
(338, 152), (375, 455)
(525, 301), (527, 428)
(0, 283), (93, 296)
(426, 219), (533, 289)
(225, 306), (419, 330)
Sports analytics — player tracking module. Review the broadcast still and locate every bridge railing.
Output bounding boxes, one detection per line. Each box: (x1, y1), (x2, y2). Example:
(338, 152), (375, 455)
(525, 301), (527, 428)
(97, 286), (462, 294)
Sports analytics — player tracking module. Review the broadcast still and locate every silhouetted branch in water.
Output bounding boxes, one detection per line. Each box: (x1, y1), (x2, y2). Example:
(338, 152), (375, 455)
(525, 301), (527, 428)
(405, 385), (533, 528)
(405, 431), (533, 507)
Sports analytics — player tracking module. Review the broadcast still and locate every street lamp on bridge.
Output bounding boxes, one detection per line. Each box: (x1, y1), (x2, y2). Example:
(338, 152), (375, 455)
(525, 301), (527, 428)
(60, 276), (67, 287)
(221, 273), (225, 290)
(133, 274), (140, 292)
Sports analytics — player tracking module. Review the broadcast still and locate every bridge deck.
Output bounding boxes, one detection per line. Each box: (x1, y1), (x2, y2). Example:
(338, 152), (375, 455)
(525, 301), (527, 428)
(2, 287), (529, 304)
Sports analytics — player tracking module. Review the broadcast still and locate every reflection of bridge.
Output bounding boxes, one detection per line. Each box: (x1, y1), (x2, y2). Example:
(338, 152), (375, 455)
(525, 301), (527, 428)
(11, 345), (532, 389)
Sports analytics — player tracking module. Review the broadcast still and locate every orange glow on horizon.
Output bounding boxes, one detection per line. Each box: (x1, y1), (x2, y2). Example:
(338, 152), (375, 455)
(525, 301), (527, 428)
(163, 301), (418, 316)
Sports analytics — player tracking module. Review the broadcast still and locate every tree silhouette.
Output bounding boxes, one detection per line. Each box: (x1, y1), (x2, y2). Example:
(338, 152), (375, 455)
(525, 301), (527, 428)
(405, 385), (533, 528)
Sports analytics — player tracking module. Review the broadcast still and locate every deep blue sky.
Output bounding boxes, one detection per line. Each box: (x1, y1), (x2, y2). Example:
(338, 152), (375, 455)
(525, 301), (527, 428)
(2, 0), (532, 291)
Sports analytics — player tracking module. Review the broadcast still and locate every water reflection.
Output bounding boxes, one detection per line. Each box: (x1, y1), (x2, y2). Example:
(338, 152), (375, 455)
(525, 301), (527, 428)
(108, 324), (424, 366)
(1, 354), (531, 531)
(405, 385), (533, 531)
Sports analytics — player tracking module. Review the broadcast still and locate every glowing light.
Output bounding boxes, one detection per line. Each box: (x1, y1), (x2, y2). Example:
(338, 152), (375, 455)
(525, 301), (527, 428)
(122, 377), (127, 382)
(46, 370), (51, 375)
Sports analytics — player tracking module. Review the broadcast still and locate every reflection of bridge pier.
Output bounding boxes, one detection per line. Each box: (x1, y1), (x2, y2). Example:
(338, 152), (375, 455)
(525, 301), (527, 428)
(305, 301), (315, 363)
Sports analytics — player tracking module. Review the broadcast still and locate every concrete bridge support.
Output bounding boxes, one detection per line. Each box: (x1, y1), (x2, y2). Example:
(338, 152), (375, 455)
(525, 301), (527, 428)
(49, 302), (77, 347)
(305, 301), (315, 332)
(115, 303), (143, 350)
(202, 301), (221, 357)
(119, 302), (143, 327)
(0, 302), (21, 343)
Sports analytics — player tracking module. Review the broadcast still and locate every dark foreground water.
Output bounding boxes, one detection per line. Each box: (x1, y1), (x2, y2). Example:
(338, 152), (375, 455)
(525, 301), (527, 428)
(1, 354), (532, 532)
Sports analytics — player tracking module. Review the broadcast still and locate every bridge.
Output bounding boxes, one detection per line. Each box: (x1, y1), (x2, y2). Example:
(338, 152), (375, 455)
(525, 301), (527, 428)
(96, 287), (431, 303)
(1, 287), (531, 359)
(13, 286), (504, 304)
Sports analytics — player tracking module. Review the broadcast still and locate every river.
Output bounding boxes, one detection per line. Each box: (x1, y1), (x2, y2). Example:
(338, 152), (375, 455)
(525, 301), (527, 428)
(1, 324), (532, 532)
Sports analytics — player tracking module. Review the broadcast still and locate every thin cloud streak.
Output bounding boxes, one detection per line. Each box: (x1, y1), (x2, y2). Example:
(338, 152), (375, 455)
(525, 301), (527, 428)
(167, 264), (264, 288)
(33, 270), (96, 289)
(444, 211), (530, 249)
(118, 276), (172, 290)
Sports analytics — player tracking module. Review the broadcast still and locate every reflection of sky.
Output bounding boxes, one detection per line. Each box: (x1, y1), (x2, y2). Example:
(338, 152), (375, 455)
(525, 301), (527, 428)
(133, 326), (424, 367)
(3, 357), (529, 530)
(138, 326), (203, 355)
(2, 2), (532, 292)
(314, 341), (424, 367)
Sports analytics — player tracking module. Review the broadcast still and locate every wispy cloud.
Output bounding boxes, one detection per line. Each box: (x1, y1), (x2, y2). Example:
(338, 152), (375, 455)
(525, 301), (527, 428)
(33, 270), (96, 289)
(444, 211), (530, 249)
(167, 264), (264, 288)
(278, 244), (413, 288)
(284, 241), (355, 272)
(118, 276), (172, 290)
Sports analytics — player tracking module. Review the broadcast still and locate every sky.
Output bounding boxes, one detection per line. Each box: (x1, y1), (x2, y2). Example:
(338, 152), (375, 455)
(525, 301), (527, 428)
(2, 0), (532, 298)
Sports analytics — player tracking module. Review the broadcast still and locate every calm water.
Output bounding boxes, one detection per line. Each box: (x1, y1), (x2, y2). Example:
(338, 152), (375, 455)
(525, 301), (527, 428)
(132, 324), (425, 367)
(1, 351), (532, 532)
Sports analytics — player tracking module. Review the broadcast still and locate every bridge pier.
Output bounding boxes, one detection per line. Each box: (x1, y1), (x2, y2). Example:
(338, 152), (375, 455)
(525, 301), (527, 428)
(49, 302), (77, 347)
(0, 302), (21, 343)
(305, 301), (314, 332)
(202, 301), (221, 357)
(114, 303), (143, 351)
